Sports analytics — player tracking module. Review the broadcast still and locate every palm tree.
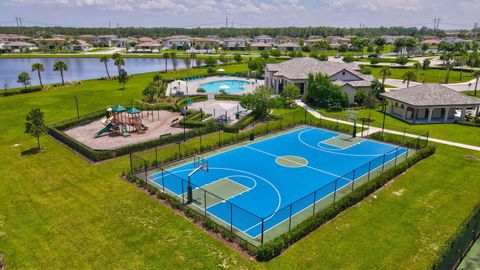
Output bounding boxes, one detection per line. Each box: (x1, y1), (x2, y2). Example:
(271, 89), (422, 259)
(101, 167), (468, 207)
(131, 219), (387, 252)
(379, 66), (391, 86)
(402, 70), (417, 88)
(114, 56), (125, 76)
(412, 62), (422, 75)
(53, 60), (68, 86)
(472, 70), (480, 96)
(457, 53), (467, 81)
(170, 52), (177, 71)
(100, 55), (110, 78)
(162, 52), (169, 72)
(31, 63), (45, 88)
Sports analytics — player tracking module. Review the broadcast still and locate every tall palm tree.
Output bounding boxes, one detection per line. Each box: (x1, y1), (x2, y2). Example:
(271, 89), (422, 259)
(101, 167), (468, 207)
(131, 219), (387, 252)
(472, 70), (480, 96)
(379, 66), (391, 86)
(114, 56), (125, 76)
(170, 52), (177, 71)
(31, 63), (45, 88)
(457, 53), (467, 81)
(53, 60), (68, 86)
(162, 52), (169, 72)
(100, 55), (110, 78)
(402, 70), (417, 88)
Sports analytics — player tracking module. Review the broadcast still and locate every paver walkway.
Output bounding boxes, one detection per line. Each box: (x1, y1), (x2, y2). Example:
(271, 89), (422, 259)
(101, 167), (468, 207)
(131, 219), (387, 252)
(296, 100), (480, 152)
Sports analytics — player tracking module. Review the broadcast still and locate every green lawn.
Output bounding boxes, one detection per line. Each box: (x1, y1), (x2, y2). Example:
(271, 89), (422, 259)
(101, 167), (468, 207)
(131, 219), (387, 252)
(1, 68), (480, 269)
(317, 107), (480, 147)
(370, 66), (474, 84)
(355, 57), (418, 64)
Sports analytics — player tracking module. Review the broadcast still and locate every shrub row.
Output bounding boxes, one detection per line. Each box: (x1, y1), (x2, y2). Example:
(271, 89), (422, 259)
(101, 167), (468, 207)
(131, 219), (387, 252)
(176, 95), (207, 110)
(0, 87), (42, 97)
(255, 144), (437, 261)
(134, 100), (177, 112)
(457, 120), (480, 128)
(48, 127), (115, 161)
(223, 113), (256, 133)
(125, 172), (257, 255)
(114, 123), (219, 156)
(368, 131), (428, 149)
(214, 94), (243, 101)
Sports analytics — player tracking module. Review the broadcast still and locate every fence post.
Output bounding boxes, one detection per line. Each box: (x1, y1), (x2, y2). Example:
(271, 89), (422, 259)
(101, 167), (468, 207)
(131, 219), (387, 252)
(230, 203), (233, 232)
(406, 146), (410, 160)
(218, 129), (221, 146)
(181, 179), (185, 204)
(304, 109), (307, 124)
(402, 128), (406, 145)
(289, 204), (292, 231)
(416, 136), (420, 149)
(204, 190), (207, 216)
(161, 168), (165, 194)
(143, 160), (148, 185)
(425, 131), (430, 147)
(155, 146), (158, 165)
(381, 154), (386, 173)
(261, 218), (265, 244)
(367, 161), (372, 181)
(313, 191), (317, 214)
(333, 179), (338, 203)
(394, 147), (399, 166)
(129, 153), (133, 173)
(351, 170), (356, 191)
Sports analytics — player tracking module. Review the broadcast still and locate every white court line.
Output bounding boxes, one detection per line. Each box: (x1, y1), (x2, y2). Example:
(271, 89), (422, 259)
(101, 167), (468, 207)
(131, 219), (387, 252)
(298, 128), (387, 157)
(251, 150), (409, 238)
(202, 175), (256, 210)
(319, 134), (365, 151)
(243, 145), (346, 180)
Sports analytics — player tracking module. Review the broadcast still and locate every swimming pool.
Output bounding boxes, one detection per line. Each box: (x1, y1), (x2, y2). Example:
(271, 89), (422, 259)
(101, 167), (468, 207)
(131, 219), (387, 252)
(200, 80), (251, 93)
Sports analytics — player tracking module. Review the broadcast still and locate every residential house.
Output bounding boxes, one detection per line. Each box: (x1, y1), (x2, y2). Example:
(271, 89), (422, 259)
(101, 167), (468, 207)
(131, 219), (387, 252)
(66, 40), (93, 51)
(277, 42), (301, 52)
(253, 35), (274, 45)
(191, 37), (216, 49)
(34, 37), (66, 50)
(92, 35), (118, 47)
(382, 84), (480, 123)
(163, 35), (191, 50)
(251, 42), (272, 51)
(441, 37), (468, 44)
(382, 35), (409, 44)
(138, 37), (155, 43)
(134, 41), (161, 52)
(0, 34), (32, 42)
(275, 36), (299, 45)
(3, 41), (37, 52)
(264, 57), (373, 103)
(304, 38), (324, 47)
(326, 36), (351, 47)
(224, 37), (247, 50)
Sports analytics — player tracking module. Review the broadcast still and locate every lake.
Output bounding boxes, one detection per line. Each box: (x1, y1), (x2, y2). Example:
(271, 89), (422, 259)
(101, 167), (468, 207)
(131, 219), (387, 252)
(0, 57), (203, 88)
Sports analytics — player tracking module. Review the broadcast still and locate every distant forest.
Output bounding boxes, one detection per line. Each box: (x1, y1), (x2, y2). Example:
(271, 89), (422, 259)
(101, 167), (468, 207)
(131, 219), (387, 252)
(0, 26), (445, 38)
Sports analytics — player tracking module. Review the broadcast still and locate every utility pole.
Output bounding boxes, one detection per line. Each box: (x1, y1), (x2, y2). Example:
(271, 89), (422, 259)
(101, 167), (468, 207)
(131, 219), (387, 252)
(15, 17), (19, 35)
(433, 18), (441, 35)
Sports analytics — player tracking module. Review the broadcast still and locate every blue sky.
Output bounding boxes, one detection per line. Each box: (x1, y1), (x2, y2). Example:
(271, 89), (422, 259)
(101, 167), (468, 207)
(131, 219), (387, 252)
(0, 0), (478, 29)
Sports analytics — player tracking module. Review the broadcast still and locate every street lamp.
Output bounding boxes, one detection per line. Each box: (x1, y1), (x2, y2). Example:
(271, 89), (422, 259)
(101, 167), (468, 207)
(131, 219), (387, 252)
(74, 95), (79, 120)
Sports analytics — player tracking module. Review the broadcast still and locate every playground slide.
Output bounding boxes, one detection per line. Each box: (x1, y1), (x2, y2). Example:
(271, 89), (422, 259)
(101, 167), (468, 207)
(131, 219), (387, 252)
(95, 123), (113, 138)
(121, 125), (131, 137)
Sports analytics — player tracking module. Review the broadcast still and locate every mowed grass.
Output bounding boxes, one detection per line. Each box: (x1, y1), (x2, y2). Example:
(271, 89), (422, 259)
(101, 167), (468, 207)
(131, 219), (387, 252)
(370, 66), (474, 84)
(317, 107), (480, 146)
(0, 68), (480, 269)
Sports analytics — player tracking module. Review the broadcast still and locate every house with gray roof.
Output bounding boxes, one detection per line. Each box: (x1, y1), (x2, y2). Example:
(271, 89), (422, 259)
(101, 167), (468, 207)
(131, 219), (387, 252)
(265, 57), (373, 103)
(382, 84), (480, 123)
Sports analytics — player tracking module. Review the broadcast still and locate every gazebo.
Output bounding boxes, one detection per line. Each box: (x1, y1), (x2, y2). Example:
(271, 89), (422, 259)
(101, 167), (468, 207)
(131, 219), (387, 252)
(382, 84), (480, 124)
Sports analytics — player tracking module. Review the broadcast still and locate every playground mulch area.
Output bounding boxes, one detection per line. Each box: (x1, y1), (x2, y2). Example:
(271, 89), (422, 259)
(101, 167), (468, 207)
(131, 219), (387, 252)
(65, 110), (187, 150)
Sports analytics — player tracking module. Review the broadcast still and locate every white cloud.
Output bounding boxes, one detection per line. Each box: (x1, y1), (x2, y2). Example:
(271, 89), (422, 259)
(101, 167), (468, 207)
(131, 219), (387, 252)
(325, 0), (425, 12)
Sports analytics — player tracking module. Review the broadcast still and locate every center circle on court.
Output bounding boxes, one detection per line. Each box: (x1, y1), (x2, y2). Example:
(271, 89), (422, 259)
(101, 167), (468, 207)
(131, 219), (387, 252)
(275, 155), (308, 168)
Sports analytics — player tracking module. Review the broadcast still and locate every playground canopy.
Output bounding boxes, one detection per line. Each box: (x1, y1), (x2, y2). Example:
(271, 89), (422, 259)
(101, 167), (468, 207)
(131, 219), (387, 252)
(111, 105), (127, 112)
(126, 107), (141, 114)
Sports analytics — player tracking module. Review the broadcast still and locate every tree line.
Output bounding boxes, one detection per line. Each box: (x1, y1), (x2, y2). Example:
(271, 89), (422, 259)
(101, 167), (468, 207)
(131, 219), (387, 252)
(0, 25), (444, 39)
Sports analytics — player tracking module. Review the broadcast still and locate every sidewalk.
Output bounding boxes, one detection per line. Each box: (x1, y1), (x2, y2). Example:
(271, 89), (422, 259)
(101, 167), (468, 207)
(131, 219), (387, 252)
(295, 100), (480, 152)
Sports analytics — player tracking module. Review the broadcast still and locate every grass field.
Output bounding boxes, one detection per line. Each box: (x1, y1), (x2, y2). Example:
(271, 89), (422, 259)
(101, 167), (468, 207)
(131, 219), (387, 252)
(317, 107), (480, 147)
(0, 68), (479, 269)
(370, 66), (474, 84)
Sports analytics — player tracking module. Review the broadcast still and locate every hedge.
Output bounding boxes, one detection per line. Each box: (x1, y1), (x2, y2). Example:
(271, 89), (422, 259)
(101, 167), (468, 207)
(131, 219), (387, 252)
(215, 94), (243, 101)
(222, 113), (257, 133)
(255, 144), (436, 261)
(134, 100), (177, 112)
(457, 120), (480, 128)
(0, 87), (42, 97)
(368, 131), (428, 149)
(176, 95), (207, 110)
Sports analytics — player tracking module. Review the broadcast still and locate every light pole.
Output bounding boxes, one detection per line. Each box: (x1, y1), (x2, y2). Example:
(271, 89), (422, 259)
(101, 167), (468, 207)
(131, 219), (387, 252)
(74, 95), (79, 120)
(381, 99), (387, 140)
(182, 107), (187, 141)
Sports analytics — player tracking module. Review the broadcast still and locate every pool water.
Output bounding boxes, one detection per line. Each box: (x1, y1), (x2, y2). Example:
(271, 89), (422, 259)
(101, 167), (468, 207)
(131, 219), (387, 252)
(200, 80), (251, 93)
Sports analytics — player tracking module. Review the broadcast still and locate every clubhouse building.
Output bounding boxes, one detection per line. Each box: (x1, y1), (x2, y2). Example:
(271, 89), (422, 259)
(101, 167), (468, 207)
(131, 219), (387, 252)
(382, 84), (480, 124)
(264, 57), (373, 103)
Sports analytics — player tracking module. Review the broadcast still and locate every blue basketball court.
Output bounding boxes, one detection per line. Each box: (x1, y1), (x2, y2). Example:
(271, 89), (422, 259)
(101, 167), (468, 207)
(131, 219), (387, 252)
(147, 126), (408, 244)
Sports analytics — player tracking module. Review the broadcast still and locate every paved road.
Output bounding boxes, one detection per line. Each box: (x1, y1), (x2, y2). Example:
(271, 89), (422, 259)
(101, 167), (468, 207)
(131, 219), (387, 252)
(295, 100), (480, 152)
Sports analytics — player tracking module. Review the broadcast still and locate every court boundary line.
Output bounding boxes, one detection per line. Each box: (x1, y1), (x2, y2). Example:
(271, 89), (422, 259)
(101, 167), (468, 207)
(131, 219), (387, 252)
(298, 128), (389, 157)
(244, 145), (346, 180)
(251, 150), (409, 238)
(197, 175), (257, 210)
(319, 134), (365, 151)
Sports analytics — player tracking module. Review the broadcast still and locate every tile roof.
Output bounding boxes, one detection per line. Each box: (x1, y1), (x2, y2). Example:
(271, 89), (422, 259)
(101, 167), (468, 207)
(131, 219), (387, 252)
(382, 84), (480, 106)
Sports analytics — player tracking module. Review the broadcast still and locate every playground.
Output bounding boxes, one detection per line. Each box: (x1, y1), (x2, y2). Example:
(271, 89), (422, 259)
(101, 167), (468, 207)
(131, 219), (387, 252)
(65, 106), (186, 150)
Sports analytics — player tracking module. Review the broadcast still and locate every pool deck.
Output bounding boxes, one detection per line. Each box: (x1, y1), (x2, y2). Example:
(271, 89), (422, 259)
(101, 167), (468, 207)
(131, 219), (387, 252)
(167, 75), (263, 96)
